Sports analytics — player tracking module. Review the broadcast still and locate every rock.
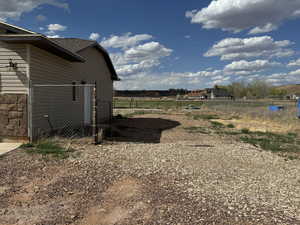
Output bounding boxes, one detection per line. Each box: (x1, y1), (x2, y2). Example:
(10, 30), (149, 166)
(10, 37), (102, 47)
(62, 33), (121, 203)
(8, 111), (22, 119)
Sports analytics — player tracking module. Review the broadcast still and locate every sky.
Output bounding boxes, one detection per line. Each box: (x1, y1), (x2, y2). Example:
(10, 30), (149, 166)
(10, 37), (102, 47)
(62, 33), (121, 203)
(1, 0), (300, 90)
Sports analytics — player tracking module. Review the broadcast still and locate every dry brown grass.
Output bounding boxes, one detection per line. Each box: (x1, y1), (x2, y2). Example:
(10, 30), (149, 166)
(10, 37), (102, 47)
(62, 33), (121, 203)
(201, 102), (300, 135)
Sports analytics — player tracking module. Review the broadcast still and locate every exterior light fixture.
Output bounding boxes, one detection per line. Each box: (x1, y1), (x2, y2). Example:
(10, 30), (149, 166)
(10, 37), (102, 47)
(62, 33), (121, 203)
(9, 59), (18, 70)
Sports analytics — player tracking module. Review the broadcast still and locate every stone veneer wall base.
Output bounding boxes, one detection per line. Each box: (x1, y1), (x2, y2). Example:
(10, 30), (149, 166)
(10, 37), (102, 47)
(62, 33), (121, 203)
(0, 94), (28, 139)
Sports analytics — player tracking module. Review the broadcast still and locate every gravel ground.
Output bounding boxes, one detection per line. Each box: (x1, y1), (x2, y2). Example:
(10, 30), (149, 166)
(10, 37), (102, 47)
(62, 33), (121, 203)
(0, 113), (300, 225)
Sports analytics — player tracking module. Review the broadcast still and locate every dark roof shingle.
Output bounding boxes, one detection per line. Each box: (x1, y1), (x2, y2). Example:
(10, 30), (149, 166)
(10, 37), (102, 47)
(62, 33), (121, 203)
(49, 38), (96, 53)
(50, 38), (119, 81)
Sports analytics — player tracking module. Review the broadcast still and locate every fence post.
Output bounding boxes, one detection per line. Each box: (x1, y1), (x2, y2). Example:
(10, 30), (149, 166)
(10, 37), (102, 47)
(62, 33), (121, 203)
(28, 80), (33, 142)
(93, 82), (99, 145)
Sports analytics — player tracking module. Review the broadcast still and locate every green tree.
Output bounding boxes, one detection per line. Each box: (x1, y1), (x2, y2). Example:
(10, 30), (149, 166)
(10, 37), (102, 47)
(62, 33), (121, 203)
(223, 80), (273, 99)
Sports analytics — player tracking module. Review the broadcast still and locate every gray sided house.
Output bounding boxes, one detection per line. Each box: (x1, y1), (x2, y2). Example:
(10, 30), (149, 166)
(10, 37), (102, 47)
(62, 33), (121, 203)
(205, 87), (232, 99)
(0, 22), (119, 141)
(188, 87), (232, 100)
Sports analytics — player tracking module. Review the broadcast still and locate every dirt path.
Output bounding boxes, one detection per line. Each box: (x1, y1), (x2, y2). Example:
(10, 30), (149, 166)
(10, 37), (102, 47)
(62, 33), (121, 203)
(0, 113), (300, 225)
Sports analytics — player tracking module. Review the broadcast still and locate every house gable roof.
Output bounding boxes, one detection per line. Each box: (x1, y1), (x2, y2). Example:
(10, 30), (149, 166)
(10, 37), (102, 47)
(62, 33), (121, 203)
(49, 38), (96, 53)
(0, 34), (85, 62)
(50, 38), (119, 81)
(0, 21), (35, 34)
(0, 22), (119, 80)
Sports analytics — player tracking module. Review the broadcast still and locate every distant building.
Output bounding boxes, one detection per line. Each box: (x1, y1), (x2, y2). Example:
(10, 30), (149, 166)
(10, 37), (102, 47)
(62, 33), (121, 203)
(188, 90), (207, 99)
(188, 86), (232, 99)
(205, 87), (232, 99)
(286, 93), (300, 100)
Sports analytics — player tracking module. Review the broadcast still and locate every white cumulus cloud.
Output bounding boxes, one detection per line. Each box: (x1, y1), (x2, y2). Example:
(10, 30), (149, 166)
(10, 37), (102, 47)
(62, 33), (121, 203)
(114, 70), (229, 90)
(264, 70), (300, 85)
(89, 33), (100, 41)
(0, 0), (68, 21)
(47, 34), (61, 38)
(288, 69), (300, 76)
(46, 23), (67, 37)
(101, 33), (153, 49)
(47, 23), (67, 32)
(205, 36), (294, 61)
(248, 23), (278, 35)
(224, 60), (281, 74)
(186, 0), (300, 34)
(111, 41), (173, 76)
(288, 59), (300, 67)
(100, 33), (173, 77)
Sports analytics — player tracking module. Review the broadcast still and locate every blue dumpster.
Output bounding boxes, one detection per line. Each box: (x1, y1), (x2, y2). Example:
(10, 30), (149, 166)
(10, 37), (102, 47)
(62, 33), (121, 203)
(297, 99), (300, 119)
(269, 105), (285, 112)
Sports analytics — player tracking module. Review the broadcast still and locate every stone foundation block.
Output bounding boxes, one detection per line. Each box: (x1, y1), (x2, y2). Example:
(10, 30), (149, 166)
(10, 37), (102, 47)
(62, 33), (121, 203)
(0, 94), (28, 137)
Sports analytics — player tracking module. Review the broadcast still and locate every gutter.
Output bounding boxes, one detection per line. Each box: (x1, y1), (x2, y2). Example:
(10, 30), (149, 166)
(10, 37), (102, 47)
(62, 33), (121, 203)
(0, 34), (85, 63)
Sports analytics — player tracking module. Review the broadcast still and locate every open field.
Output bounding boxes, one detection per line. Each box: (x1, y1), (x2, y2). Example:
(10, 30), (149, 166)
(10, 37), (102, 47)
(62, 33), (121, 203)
(1, 107), (300, 225)
(114, 97), (203, 109)
(114, 97), (297, 109)
(114, 98), (300, 133)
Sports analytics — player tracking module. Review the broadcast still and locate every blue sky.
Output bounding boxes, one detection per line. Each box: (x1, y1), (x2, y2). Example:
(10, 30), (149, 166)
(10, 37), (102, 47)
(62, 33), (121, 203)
(2, 0), (300, 90)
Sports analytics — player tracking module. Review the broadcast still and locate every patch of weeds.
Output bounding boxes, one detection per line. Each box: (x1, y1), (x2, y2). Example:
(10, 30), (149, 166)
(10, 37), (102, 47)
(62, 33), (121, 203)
(0, 155), (4, 160)
(215, 129), (240, 136)
(287, 132), (298, 138)
(222, 131), (241, 135)
(283, 145), (300, 153)
(193, 114), (220, 120)
(286, 155), (299, 161)
(240, 136), (281, 152)
(184, 126), (210, 134)
(227, 124), (235, 128)
(210, 121), (225, 128)
(26, 141), (75, 159)
(249, 131), (266, 136)
(125, 110), (165, 118)
(240, 131), (299, 154)
(241, 128), (250, 134)
(261, 132), (295, 144)
(20, 143), (34, 148)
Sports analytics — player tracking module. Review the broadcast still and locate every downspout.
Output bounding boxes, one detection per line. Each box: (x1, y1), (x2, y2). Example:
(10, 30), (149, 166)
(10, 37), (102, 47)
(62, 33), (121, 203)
(26, 44), (33, 142)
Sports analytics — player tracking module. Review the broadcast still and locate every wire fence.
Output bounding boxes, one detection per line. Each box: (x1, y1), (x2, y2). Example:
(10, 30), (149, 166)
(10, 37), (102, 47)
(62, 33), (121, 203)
(30, 83), (101, 143)
(113, 97), (297, 110)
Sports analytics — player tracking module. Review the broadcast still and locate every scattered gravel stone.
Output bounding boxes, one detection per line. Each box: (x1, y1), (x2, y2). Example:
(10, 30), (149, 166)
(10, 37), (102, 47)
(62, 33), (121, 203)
(0, 113), (300, 224)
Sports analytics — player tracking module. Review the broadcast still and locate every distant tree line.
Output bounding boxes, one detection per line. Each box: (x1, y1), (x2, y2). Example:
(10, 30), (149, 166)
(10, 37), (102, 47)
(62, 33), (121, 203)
(219, 80), (288, 99)
(115, 81), (292, 99)
(115, 89), (189, 97)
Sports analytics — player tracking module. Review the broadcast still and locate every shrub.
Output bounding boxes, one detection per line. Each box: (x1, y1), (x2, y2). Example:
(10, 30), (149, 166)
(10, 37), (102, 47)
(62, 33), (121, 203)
(241, 128), (250, 134)
(222, 131), (241, 135)
(193, 114), (220, 120)
(210, 121), (225, 128)
(227, 124), (235, 128)
(184, 126), (210, 134)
